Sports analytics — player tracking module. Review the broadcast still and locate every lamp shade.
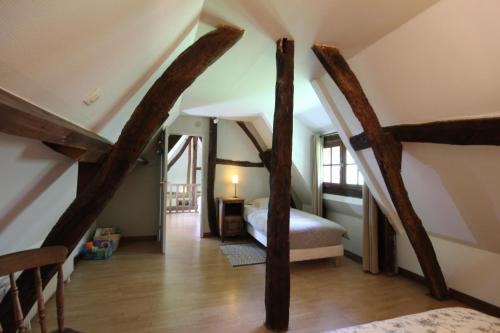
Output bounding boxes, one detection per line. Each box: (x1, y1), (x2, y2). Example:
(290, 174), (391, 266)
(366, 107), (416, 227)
(231, 175), (239, 184)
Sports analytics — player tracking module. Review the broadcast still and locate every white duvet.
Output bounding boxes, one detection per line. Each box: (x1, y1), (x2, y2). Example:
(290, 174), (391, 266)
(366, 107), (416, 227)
(244, 205), (346, 250)
(330, 307), (500, 333)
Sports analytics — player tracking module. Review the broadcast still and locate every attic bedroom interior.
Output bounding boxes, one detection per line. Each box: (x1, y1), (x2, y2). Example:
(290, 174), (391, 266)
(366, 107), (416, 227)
(0, 1), (499, 332)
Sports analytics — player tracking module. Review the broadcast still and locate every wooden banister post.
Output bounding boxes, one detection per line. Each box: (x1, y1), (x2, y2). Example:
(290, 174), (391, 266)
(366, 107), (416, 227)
(191, 137), (198, 211)
(34, 267), (47, 333)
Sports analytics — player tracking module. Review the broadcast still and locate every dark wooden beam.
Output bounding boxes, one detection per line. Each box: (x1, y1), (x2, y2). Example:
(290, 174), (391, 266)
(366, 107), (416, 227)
(350, 117), (500, 151)
(313, 44), (448, 299)
(378, 206), (396, 275)
(0, 25), (244, 332)
(186, 139), (192, 184)
(216, 158), (264, 167)
(0, 88), (112, 163)
(207, 118), (219, 236)
(191, 137), (198, 185)
(236, 121), (264, 154)
(167, 136), (192, 171)
(76, 162), (101, 195)
(167, 134), (182, 152)
(265, 38), (294, 331)
(43, 143), (87, 161)
(259, 149), (272, 170)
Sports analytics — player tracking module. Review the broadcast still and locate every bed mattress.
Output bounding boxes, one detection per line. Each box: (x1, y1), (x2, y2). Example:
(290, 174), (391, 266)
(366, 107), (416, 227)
(244, 205), (346, 250)
(330, 307), (500, 333)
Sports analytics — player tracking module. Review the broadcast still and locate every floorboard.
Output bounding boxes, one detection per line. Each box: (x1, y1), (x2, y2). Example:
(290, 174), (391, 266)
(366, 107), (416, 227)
(30, 213), (462, 332)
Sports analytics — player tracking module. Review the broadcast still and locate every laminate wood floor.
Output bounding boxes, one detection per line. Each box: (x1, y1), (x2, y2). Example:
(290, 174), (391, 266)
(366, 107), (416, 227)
(30, 213), (462, 332)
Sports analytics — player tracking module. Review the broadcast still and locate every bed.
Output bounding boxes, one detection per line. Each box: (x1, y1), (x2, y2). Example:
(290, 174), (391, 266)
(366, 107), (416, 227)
(329, 307), (500, 332)
(244, 198), (347, 262)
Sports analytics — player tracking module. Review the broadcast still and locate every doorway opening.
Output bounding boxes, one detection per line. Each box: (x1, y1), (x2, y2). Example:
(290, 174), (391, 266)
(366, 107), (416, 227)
(165, 135), (202, 214)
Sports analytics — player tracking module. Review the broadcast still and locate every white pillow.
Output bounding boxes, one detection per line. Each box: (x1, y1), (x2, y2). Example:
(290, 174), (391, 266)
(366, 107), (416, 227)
(252, 197), (270, 208)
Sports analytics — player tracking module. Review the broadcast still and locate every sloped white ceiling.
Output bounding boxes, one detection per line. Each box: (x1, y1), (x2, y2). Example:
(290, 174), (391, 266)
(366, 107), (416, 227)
(181, 0), (438, 129)
(0, 0), (204, 141)
(0, 0), (438, 136)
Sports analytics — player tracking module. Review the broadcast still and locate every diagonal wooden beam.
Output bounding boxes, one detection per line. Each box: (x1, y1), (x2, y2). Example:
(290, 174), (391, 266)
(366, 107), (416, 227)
(259, 149), (272, 171)
(350, 117), (500, 151)
(236, 121), (264, 154)
(236, 123), (297, 208)
(167, 134), (182, 152)
(265, 38), (294, 331)
(0, 25), (244, 332)
(0, 88), (112, 163)
(313, 44), (448, 299)
(167, 136), (193, 171)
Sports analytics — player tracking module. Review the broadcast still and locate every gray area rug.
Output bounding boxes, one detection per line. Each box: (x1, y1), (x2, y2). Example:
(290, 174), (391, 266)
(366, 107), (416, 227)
(220, 242), (266, 267)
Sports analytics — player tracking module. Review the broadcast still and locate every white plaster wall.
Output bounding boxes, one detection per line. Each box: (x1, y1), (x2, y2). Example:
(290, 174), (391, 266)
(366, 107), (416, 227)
(215, 119), (270, 201)
(397, 233), (500, 307)
(314, 0), (500, 306)
(0, 133), (77, 255)
(292, 118), (313, 195)
(323, 194), (364, 257)
(251, 115), (314, 208)
(0, 133), (84, 330)
(97, 150), (161, 237)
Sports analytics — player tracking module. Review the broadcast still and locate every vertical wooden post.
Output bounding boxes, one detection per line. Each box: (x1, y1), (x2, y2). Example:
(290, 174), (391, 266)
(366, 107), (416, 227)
(265, 38), (294, 331)
(186, 138), (192, 187)
(378, 208), (396, 275)
(185, 138), (192, 210)
(207, 118), (219, 235)
(192, 137), (198, 211)
(9, 274), (25, 332)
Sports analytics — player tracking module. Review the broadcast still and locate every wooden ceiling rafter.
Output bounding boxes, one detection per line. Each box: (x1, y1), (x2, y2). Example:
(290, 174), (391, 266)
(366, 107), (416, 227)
(313, 44), (449, 300)
(215, 158), (264, 167)
(0, 25), (245, 332)
(350, 117), (500, 151)
(0, 89), (113, 163)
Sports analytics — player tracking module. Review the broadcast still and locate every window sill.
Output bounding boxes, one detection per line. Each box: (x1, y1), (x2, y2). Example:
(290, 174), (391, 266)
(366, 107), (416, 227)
(322, 193), (363, 217)
(322, 193), (362, 207)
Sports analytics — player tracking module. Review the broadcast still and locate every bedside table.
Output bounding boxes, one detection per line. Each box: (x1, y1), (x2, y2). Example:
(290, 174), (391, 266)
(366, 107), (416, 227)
(217, 197), (245, 242)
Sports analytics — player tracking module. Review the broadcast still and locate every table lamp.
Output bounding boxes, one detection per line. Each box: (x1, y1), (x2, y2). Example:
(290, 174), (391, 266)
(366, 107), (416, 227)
(231, 175), (239, 198)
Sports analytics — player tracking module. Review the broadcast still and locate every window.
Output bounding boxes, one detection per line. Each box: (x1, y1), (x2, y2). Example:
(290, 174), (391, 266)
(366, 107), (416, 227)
(322, 134), (364, 197)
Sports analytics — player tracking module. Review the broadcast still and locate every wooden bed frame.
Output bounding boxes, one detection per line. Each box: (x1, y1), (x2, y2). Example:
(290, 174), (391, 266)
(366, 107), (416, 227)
(246, 223), (343, 265)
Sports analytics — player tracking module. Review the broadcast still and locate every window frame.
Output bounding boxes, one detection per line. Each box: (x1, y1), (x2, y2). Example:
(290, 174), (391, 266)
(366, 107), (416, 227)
(322, 134), (363, 198)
